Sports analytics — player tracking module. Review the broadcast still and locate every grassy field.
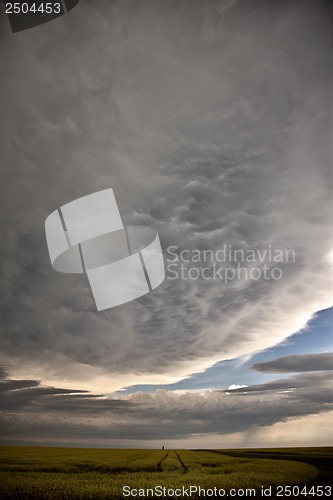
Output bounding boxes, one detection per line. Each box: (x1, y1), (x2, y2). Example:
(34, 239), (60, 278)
(0, 446), (329, 499)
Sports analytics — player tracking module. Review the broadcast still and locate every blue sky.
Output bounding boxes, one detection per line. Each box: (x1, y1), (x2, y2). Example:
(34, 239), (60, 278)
(120, 307), (333, 394)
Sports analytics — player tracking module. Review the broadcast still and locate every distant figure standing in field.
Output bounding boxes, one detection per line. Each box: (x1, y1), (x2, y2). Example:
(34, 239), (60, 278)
(162, 445), (165, 450)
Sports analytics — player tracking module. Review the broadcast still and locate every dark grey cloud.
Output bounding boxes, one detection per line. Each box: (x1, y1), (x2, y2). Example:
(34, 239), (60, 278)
(224, 371), (332, 398)
(0, 379), (40, 392)
(0, 0), (332, 391)
(0, 365), (332, 445)
(0, 368), (130, 414)
(252, 353), (333, 373)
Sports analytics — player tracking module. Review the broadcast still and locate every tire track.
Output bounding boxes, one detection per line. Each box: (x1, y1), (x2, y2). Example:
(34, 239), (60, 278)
(157, 450), (170, 470)
(174, 450), (187, 474)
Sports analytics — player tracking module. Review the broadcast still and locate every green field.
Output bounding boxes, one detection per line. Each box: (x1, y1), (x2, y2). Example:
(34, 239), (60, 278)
(0, 446), (330, 499)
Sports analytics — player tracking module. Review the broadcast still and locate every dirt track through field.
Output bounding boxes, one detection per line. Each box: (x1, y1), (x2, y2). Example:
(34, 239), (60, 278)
(157, 450), (170, 469)
(174, 450), (187, 473)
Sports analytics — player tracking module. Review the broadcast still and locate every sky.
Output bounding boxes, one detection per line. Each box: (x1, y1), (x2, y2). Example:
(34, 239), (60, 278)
(0, 0), (332, 449)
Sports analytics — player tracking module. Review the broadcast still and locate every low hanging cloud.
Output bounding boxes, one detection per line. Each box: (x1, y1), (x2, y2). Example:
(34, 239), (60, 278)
(0, 0), (332, 392)
(1, 364), (332, 446)
(252, 353), (333, 373)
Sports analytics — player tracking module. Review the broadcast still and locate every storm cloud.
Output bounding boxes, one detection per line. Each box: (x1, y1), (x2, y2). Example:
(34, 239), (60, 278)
(0, 0), (332, 395)
(252, 352), (333, 373)
(1, 364), (332, 445)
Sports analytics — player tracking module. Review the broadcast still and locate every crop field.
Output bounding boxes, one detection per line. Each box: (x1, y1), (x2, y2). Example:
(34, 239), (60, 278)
(0, 446), (329, 499)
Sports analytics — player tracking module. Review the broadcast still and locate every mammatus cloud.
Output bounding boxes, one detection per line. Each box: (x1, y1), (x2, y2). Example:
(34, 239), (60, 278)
(252, 353), (333, 373)
(0, 0), (332, 391)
